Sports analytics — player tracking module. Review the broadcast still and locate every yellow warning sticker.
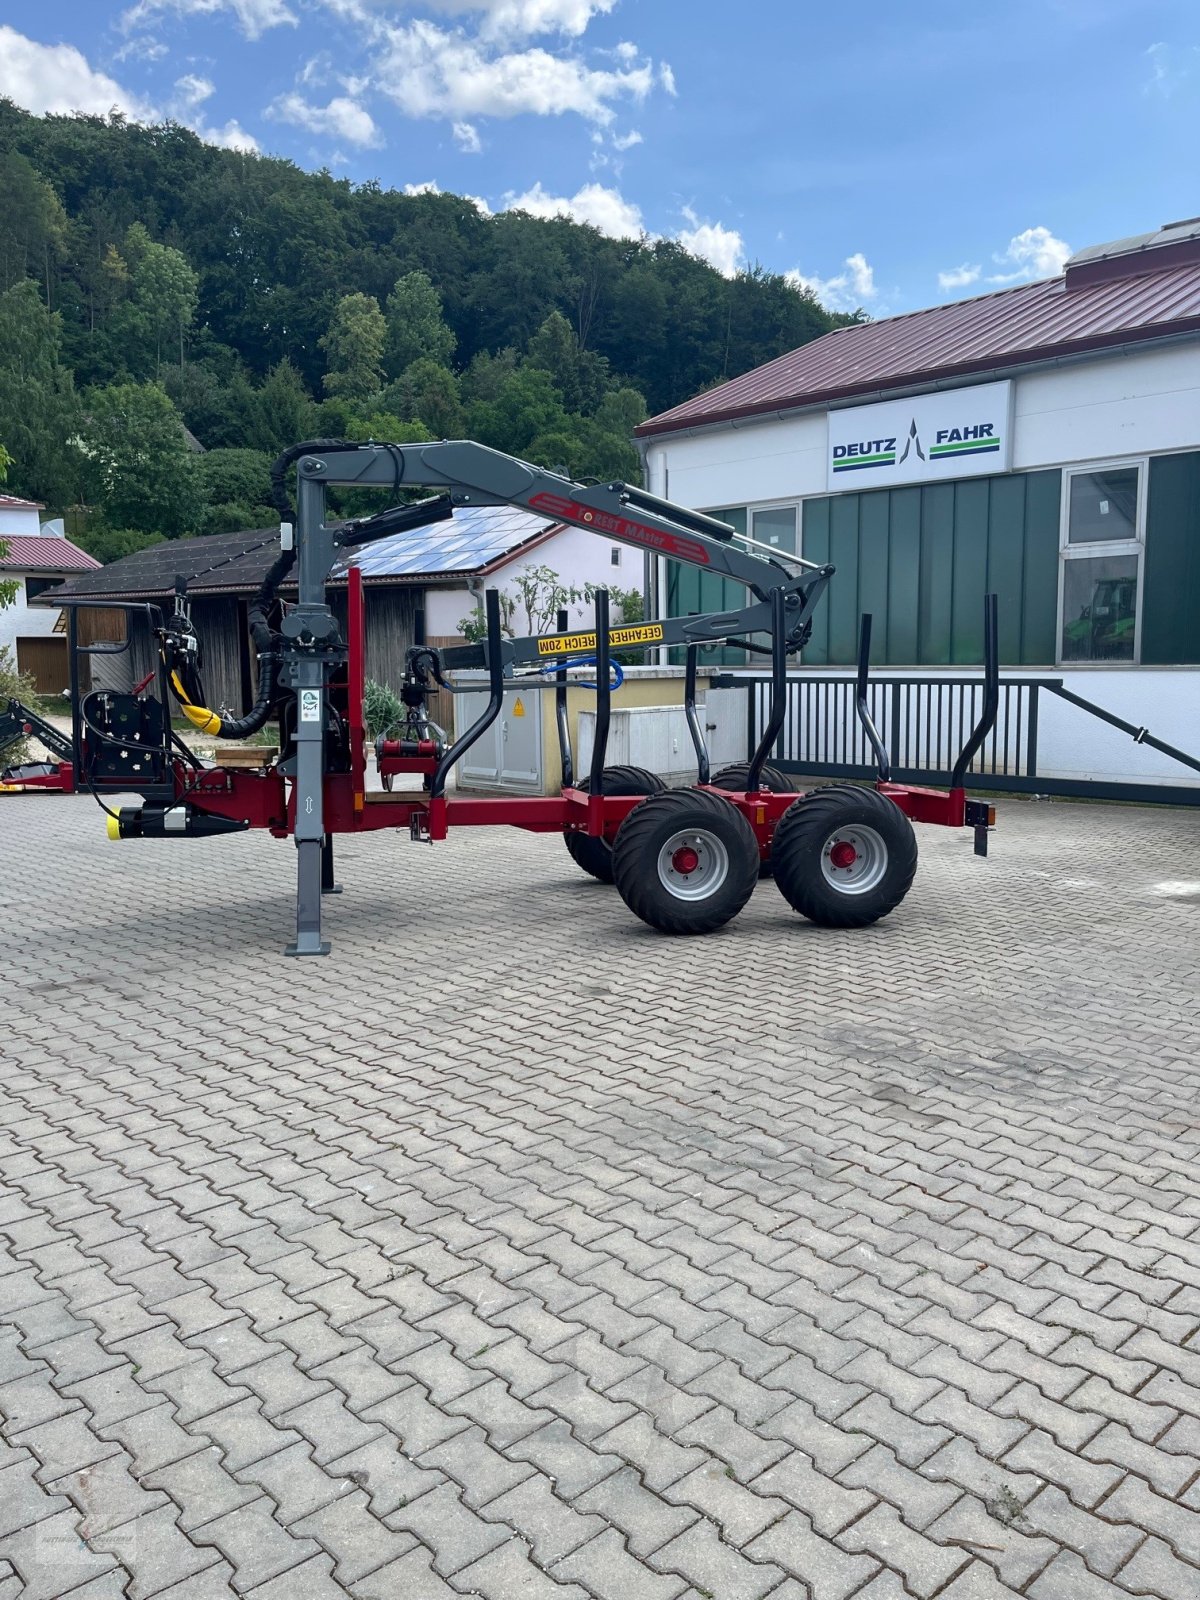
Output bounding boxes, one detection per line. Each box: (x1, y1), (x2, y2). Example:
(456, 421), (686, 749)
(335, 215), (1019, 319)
(535, 623), (665, 657)
(513, 697), (525, 717)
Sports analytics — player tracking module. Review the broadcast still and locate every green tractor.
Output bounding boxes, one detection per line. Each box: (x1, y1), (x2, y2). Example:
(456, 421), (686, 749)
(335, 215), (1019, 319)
(1063, 576), (1136, 660)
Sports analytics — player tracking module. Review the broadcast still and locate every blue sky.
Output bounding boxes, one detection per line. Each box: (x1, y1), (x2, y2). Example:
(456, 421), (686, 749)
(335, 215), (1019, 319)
(1, 0), (1198, 316)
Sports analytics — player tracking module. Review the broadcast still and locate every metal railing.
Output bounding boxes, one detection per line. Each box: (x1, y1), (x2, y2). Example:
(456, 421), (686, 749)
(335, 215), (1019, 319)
(743, 656), (1200, 806)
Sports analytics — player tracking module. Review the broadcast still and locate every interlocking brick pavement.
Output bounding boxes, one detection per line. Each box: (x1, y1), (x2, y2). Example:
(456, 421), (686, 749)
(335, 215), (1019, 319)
(2, 792), (1200, 1597)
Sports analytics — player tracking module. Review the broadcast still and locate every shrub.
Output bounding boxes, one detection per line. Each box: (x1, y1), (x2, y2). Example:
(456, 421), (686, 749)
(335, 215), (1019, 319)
(363, 678), (404, 741)
(0, 644), (38, 767)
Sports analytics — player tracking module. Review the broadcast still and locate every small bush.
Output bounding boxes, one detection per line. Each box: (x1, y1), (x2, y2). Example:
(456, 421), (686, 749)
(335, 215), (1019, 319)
(364, 678), (404, 740)
(0, 645), (38, 767)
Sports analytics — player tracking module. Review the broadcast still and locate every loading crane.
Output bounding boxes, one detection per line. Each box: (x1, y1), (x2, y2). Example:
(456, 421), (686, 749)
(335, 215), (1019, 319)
(53, 438), (997, 955)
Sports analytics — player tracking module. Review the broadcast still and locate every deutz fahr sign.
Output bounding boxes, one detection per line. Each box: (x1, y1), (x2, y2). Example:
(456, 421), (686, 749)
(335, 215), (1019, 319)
(826, 380), (1013, 491)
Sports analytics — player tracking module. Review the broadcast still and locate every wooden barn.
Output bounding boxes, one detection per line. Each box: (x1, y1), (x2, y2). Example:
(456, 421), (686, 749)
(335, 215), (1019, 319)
(41, 505), (611, 714)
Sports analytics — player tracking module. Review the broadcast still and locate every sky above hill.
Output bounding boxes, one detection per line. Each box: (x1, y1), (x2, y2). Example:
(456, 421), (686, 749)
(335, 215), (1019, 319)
(2, 0), (1198, 318)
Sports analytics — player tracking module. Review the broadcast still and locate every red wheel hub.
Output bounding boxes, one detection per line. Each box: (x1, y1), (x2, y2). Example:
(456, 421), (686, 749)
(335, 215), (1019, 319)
(829, 839), (857, 870)
(671, 845), (700, 875)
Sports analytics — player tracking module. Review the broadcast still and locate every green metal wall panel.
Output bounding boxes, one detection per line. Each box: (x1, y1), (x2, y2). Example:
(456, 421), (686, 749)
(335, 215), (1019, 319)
(886, 488), (921, 663)
(985, 474), (1027, 665)
(857, 491), (890, 663)
(1143, 452), (1200, 664)
(1021, 470), (1061, 664)
(951, 479), (989, 662)
(668, 469), (1065, 667)
(919, 484), (956, 664)
(801, 499), (831, 664)
(828, 494), (861, 662)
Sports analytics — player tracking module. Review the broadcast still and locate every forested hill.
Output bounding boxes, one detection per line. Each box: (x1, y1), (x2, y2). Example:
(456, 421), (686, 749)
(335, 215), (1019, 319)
(0, 100), (854, 559)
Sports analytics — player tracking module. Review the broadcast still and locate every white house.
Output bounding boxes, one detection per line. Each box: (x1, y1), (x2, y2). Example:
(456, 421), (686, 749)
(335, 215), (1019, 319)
(0, 497), (100, 693)
(635, 220), (1200, 793)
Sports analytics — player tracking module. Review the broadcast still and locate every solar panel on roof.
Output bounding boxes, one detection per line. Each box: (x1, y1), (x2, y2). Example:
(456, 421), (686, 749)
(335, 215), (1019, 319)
(335, 503), (551, 579)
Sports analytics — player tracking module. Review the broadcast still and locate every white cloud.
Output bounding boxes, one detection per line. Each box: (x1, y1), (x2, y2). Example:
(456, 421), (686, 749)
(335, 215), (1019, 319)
(405, 179), (492, 213)
(0, 25), (155, 119)
(0, 24), (259, 149)
(203, 119), (260, 152)
(121, 0), (297, 40)
(267, 91), (381, 147)
(114, 34), (168, 62)
(1144, 40), (1198, 97)
(423, 0), (617, 39)
(987, 226), (1071, 283)
(453, 120), (483, 151)
(505, 180), (645, 238)
(659, 62), (677, 96)
(372, 20), (654, 127)
(611, 129), (642, 151)
(787, 252), (877, 311)
(676, 207), (744, 277)
(170, 73), (259, 149)
(938, 263), (981, 290)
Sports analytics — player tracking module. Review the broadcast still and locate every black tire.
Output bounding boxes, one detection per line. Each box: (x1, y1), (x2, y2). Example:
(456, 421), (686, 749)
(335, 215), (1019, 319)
(611, 788), (760, 935)
(707, 762), (796, 794)
(564, 765), (665, 883)
(772, 785), (917, 928)
(706, 763), (797, 878)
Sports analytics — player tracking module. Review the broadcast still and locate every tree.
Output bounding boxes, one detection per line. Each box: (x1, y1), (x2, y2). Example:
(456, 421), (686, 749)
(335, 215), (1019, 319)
(381, 359), (465, 439)
(526, 311), (609, 415)
(0, 154), (68, 300)
(467, 366), (567, 458)
(110, 223), (199, 375)
(457, 563), (607, 643)
(81, 382), (201, 537)
(194, 447), (275, 533)
(384, 270), (456, 378)
(0, 444), (17, 609)
(0, 281), (81, 507)
(320, 292), (386, 402)
(245, 359), (315, 454)
(194, 447), (273, 510)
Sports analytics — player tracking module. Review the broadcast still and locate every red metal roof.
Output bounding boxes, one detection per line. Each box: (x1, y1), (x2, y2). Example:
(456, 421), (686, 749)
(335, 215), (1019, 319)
(636, 261), (1200, 438)
(0, 494), (45, 510)
(0, 536), (101, 573)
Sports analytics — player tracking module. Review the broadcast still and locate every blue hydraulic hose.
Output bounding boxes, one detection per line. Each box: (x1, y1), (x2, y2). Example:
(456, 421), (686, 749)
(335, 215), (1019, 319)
(539, 655), (623, 691)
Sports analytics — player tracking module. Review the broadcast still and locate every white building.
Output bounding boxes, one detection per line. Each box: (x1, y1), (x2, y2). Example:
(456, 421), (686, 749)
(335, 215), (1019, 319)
(635, 222), (1200, 795)
(0, 497), (100, 692)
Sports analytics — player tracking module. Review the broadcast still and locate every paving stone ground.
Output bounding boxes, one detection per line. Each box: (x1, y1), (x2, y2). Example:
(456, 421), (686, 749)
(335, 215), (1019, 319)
(2, 790), (1200, 1599)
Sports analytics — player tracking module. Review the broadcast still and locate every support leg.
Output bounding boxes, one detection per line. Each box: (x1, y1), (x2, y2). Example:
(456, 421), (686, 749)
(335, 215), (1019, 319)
(286, 838), (330, 956)
(321, 836), (342, 894)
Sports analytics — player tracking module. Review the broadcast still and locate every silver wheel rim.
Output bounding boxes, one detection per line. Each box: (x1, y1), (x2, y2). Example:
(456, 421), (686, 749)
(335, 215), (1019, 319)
(657, 827), (730, 901)
(819, 824), (888, 894)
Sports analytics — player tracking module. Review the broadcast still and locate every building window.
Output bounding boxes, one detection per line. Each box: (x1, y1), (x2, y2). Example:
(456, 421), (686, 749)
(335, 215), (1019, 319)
(23, 575), (60, 602)
(1059, 463), (1144, 663)
(610, 546), (621, 566)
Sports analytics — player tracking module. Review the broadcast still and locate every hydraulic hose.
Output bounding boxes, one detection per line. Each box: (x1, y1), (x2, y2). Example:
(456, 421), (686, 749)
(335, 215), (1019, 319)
(167, 536), (299, 741)
(174, 439), (379, 739)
